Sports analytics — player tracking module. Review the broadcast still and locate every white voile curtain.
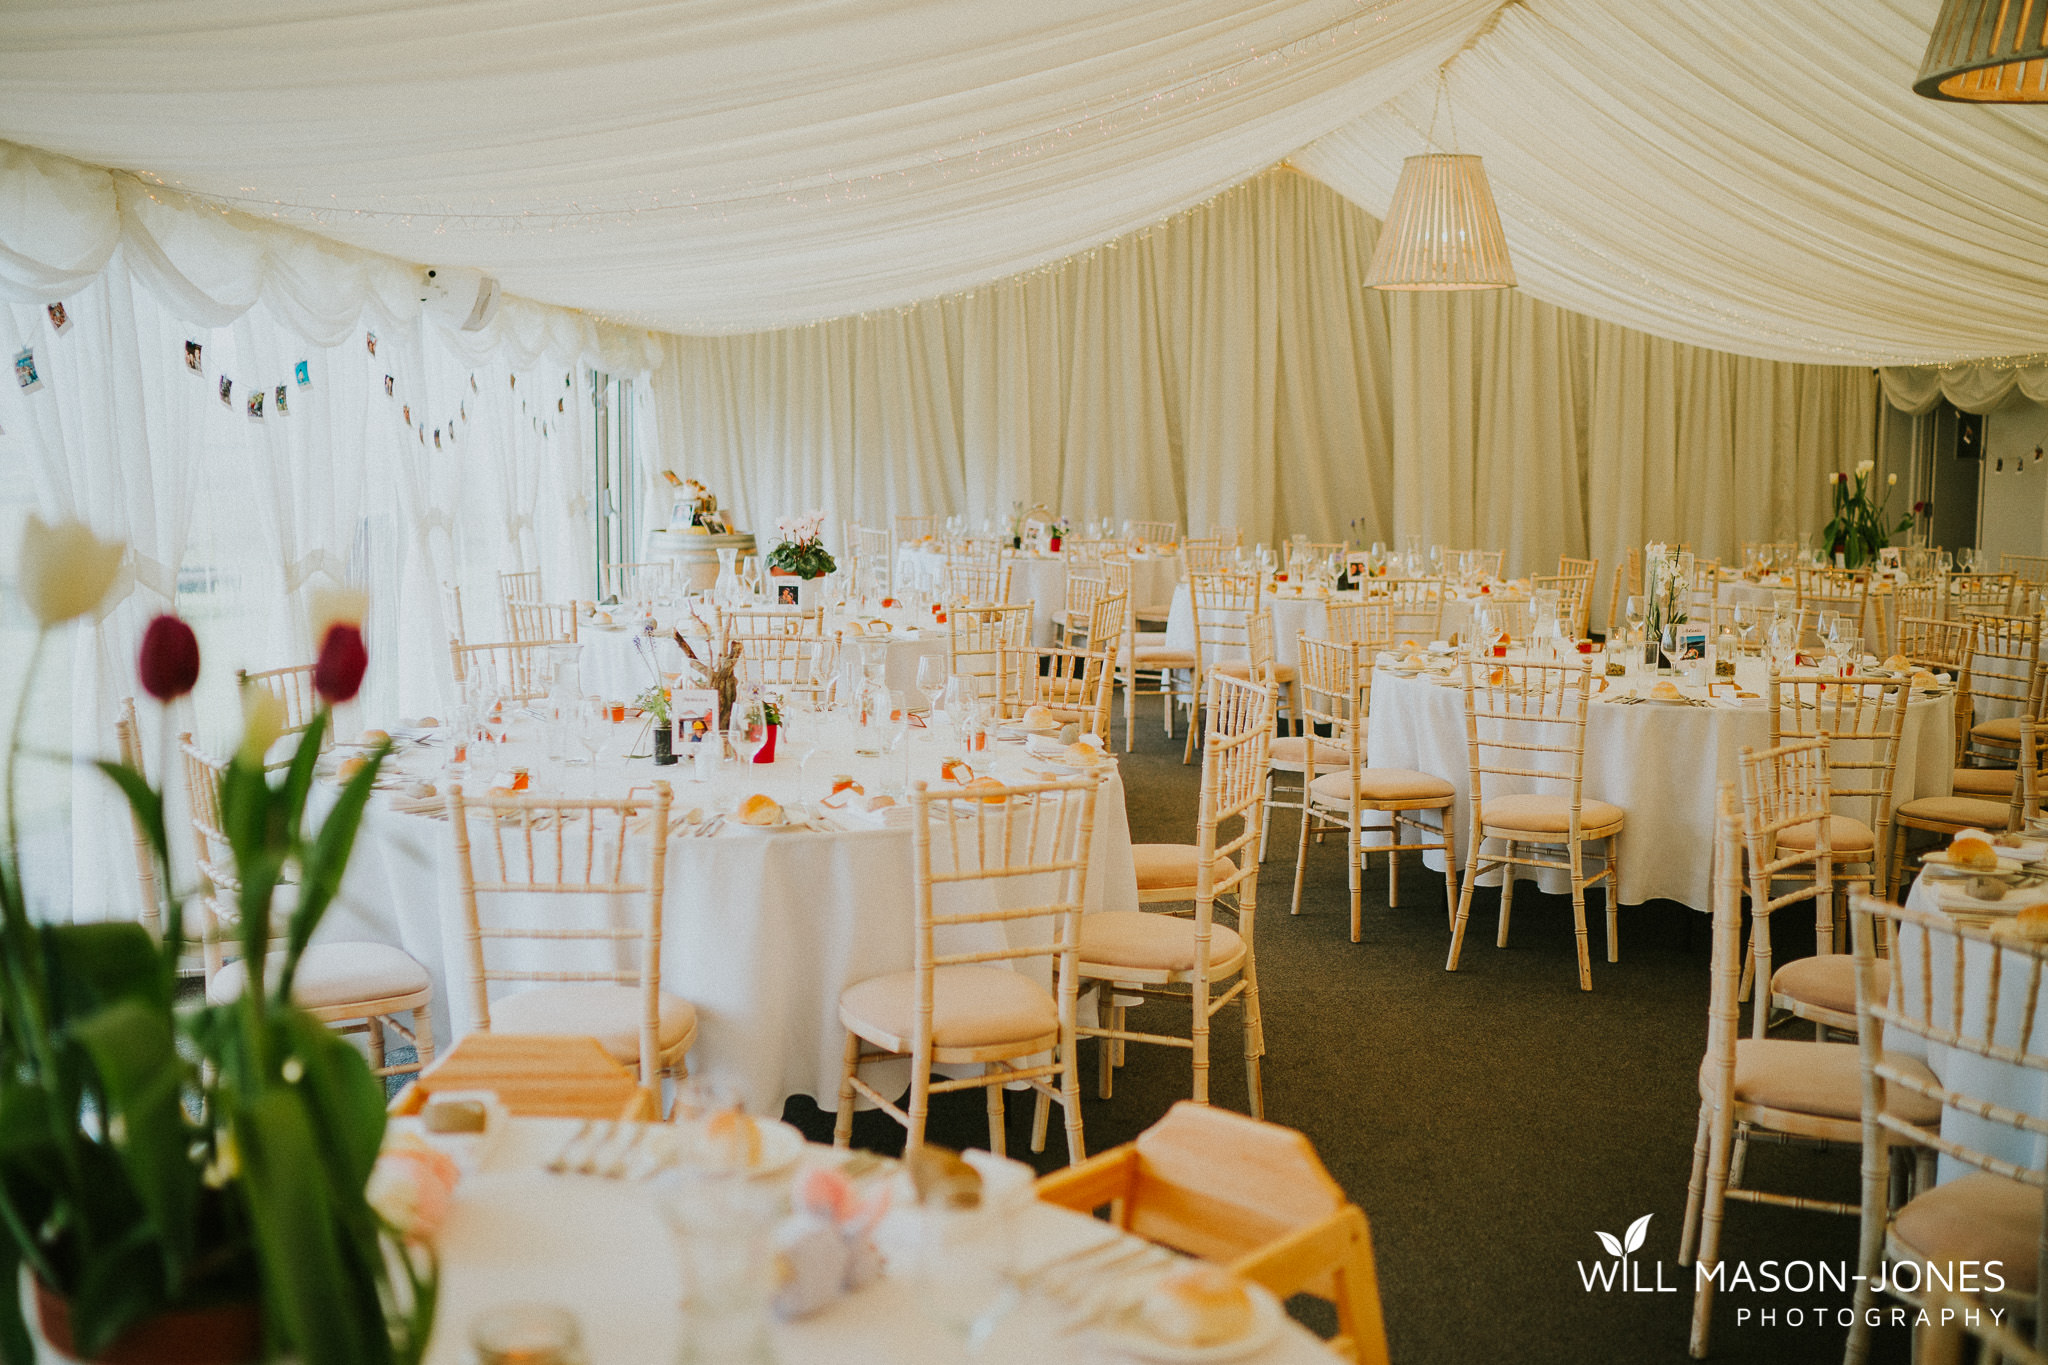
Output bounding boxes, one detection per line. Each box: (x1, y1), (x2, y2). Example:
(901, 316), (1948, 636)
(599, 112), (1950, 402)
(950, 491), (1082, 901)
(1879, 364), (2048, 416)
(651, 170), (1875, 610)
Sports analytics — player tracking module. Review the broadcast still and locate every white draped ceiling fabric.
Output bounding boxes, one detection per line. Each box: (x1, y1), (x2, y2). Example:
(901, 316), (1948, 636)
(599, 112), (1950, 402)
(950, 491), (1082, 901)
(0, 0), (2034, 921)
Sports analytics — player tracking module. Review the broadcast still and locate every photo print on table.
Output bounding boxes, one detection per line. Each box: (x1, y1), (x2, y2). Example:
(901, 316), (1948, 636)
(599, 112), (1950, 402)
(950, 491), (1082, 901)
(184, 341), (203, 374)
(14, 348), (41, 394)
(45, 303), (68, 334)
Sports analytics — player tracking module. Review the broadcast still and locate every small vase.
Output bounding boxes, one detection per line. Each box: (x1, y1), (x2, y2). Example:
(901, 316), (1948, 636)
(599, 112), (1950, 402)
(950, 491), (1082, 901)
(653, 725), (676, 766)
(753, 723), (778, 764)
(1048, 535), (1062, 553)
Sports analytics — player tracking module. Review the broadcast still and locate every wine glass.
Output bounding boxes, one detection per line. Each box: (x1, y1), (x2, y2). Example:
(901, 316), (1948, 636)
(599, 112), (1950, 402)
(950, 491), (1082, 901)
(729, 689), (770, 767)
(916, 654), (947, 719)
(1624, 595), (1647, 654)
(577, 697), (608, 770)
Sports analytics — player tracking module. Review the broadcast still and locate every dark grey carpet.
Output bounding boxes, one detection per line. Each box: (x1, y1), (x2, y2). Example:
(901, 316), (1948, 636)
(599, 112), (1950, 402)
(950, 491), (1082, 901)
(779, 710), (1917, 1365)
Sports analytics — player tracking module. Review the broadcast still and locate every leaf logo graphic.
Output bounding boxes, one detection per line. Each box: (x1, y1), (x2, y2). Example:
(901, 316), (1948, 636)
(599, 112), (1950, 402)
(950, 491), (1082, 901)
(1594, 1214), (1652, 1260)
(1594, 1230), (1623, 1258)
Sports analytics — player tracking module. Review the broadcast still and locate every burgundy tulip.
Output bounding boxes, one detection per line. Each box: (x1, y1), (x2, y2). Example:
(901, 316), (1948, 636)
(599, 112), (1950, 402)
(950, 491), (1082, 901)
(137, 614), (200, 701)
(313, 622), (368, 703)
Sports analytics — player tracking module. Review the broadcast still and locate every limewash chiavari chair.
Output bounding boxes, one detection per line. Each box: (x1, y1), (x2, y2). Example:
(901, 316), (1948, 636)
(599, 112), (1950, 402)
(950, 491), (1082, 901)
(1034, 1103), (1393, 1365)
(894, 514), (944, 542)
(1845, 891), (2048, 1363)
(850, 525), (893, 594)
(1259, 605), (1394, 860)
(182, 735), (435, 1078)
(949, 601), (1034, 704)
(1679, 793), (1938, 1358)
(1958, 609), (2044, 769)
(1003, 590), (1128, 739)
(1323, 598), (1393, 649)
(719, 607), (824, 693)
(236, 664), (323, 738)
(497, 569), (542, 632)
(1182, 538), (1233, 576)
(1891, 615), (1982, 789)
(1080, 671), (1274, 1114)
(1765, 671), (1907, 910)
(1054, 568), (1109, 646)
(1363, 576), (1443, 644)
(1210, 611), (1298, 735)
(1127, 520), (1178, 547)
(1794, 567), (1871, 646)
(505, 596), (578, 646)
(1884, 584), (1942, 653)
(450, 639), (553, 703)
(447, 780), (693, 1085)
(1121, 593), (1197, 752)
(1946, 570), (2019, 619)
(443, 581), (469, 646)
(1737, 738), (1861, 1040)
(1449, 548), (1504, 580)
(1447, 659), (1624, 991)
(602, 561), (678, 605)
(945, 551), (1012, 607)
(1603, 548), (1642, 644)
(834, 775), (1103, 1161)
(2001, 550), (2048, 587)
(1558, 554), (1598, 582)
(1295, 637), (1457, 940)
(1184, 573), (1263, 764)
(1533, 570), (1596, 639)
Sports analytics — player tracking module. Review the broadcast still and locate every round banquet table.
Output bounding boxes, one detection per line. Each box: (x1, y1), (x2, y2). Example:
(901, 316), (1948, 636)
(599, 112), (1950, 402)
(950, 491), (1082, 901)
(577, 622), (683, 702)
(318, 716), (1139, 1116)
(577, 610), (948, 705)
(418, 1121), (1342, 1365)
(895, 546), (1180, 645)
(1362, 661), (1956, 911)
(1162, 583), (1529, 666)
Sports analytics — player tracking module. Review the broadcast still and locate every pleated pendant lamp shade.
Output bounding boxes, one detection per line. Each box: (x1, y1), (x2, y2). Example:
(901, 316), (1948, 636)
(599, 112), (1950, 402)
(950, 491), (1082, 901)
(1916, 0), (2048, 101)
(1363, 152), (1516, 291)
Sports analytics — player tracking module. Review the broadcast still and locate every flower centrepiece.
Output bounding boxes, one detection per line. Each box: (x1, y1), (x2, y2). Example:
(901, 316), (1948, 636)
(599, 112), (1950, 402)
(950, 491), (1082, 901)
(768, 511), (836, 579)
(1823, 461), (1911, 569)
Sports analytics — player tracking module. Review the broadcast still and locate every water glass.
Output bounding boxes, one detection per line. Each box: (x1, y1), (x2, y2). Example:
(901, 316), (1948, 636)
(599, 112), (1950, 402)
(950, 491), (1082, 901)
(660, 1174), (777, 1365)
(470, 1304), (586, 1365)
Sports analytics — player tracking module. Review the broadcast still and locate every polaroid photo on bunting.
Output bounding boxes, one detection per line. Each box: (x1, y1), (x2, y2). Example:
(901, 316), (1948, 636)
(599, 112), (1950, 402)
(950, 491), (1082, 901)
(556, 397), (564, 413)
(274, 385), (288, 416)
(184, 341), (203, 375)
(365, 332), (377, 357)
(14, 348), (41, 394)
(45, 303), (69, 334)
(470, 374), (478, 393)
(383, 374), (394, 397)
(246, 390), (263, 421)
(402, 404), (411, 425)
(294, 359), (310, 387)
(433, 428), (441, 449)
(218, 375), (232, 406)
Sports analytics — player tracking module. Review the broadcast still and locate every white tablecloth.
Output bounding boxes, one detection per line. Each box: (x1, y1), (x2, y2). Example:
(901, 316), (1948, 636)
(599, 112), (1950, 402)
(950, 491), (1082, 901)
(1162, 584), (1529, 664)
(1363, 666), (1956, 911)
(897, 547), (1180, 645)
(423, 1121), (1339, 1365)
(578, 625), (683, 703)
(322, 719), (1138, 1114)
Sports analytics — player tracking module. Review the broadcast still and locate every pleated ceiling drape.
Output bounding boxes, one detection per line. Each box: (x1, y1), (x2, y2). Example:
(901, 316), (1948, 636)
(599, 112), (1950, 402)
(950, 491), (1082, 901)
(649, 170), (1877, 621)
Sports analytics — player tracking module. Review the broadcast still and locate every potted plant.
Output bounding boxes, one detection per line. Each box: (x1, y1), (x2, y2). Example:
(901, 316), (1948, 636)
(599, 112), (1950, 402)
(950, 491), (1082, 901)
(1821, 461), (1911, 569)
(635, 684), (676, 765)
(0, 517), (434, 1365)
(753, 695), (781, 764)
(1047, 519), (1068, 554)
(766, 513), (835, 583)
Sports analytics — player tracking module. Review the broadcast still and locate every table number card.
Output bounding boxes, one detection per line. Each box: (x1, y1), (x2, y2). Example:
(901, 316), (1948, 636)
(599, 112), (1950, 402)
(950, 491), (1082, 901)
(671, 688), (718, 747)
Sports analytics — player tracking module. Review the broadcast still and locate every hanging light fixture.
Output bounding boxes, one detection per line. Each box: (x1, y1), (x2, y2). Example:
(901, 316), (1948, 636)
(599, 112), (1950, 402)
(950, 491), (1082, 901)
(1916, 0), (2048, 102)
(1364, 72), (1515, 291)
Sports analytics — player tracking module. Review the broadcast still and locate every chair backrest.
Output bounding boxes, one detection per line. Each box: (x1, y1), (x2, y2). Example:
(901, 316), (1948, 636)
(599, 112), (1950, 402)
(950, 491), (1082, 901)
(1057, 569), (1109, 643)
(1298, 637), (1370, 774)
(895, 515), (944, 542)
(1895, 613), (1971, 671)
(2002, 552), (2048, 586)
(602, 561), (676, 605)
(949, 602), (1035, 701)
(1947, 570), (2018, 618)
(1701, 784), (1746, 1132)
(1963, 611), (2044, 743)
(236, 664), (322, 737)
(498, 569), (543, 617)
(719, 607), (824, 691)
(1363, 575), (1443, 643)
(447, 782), (673, 1080)
(1765, 671), (1909, 854)
(450, 640), (552, 703)
(178, 733), (236, 981)
(1605, 547), (1642, 642)
(945, 552), (1011, 607)
(1533, 571), (1596, 638)
(1736, 739), (1834, 1037)
(1459, 658), (1593, 819)
(1001, 593), (1126, 731)
(1853, 890), (2048, 1253)
(849, 525), (893, 596)
(1127, 520), (1177, 548)
(1452, 548), (1505, 580)
(907, 773), (1100, 1036)
(1323, 599), (1393, 649)
(1188, 572), (1263, 672)
(443, 581), (469, 646)
(505, 596), (578, 646)
(1182, 538), (1232, 576)
(1887, 583), (1942, 647)
(1196, 674), (1277, 911)
(115, 698), (162, 935)
(1558, 554), (1598, 581)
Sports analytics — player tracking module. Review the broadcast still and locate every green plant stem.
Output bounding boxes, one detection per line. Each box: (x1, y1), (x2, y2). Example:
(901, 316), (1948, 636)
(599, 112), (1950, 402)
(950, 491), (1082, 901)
(4, 630), (45, 871)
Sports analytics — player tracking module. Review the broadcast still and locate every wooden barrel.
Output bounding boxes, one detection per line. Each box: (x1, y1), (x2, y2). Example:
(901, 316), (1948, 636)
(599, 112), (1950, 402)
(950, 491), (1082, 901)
(646, 530), (758, 593)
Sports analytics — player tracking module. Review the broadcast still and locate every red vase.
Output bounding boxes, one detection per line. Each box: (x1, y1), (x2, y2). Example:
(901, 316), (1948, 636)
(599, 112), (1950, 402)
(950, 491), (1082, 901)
(33, 1276), (263, 1365)
(1048, 535), (1062, 552)
(753, 722), (779, 763)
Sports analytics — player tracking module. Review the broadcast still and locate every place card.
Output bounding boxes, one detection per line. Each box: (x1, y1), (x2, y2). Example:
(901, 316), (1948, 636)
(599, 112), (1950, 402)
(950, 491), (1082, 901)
(671, 688), (719, 746)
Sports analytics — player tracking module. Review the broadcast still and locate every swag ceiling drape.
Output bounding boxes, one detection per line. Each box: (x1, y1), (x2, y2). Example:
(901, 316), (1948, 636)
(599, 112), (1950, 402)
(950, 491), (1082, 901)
(653, 171), (1876, 615)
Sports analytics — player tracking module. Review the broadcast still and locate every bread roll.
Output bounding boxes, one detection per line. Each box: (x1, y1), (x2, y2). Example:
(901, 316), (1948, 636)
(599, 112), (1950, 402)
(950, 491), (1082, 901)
(1650, 681), (1684, 701)
(1951, 831), (2000, 870)
(360, 728), (390, 745)
(1140, 1265), (1256, 1348)
(737, 793), (782, 826)
(706, 1109), (762, 1169)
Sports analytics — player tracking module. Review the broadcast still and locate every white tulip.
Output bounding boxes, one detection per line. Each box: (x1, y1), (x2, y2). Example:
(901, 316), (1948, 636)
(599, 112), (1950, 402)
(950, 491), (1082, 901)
(1889, 473), (1898, 485)
(17, 514), (124, 627)
(1856, 459), (1875, 476)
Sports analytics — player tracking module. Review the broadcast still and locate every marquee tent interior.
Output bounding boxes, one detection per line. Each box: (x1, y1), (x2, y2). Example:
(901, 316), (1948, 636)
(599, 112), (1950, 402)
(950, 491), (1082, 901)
(0, 1), (2040, 1358)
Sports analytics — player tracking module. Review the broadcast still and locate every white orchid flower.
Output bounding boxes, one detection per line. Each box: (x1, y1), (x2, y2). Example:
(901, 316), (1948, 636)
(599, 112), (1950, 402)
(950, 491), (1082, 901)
(17, 514), (124, 627)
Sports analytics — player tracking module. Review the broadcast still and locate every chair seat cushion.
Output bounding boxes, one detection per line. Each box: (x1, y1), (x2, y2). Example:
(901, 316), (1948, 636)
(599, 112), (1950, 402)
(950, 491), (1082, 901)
(1893, 1173), (2042, 1296)
(1771, 955), (1890, 1019)
(1480, 792), (1624, 834)
(840, 965), (1057, 1050)
(1133, 649), (1197, 668)
(1309, 769), (1455, 805)
(491, 983), (698, 1064)
(1705, 1039), (1940, 1126)
(207, 942), (428, 1010)
(1133, 843), (1237, 892)
(1080, 911), (1246, 975)
(1898, 795), (2013, 828)
(1972, 716), (2025, 745)
(1953, 766), (2018, 797)
(1776, 815), (1876, 854)
(1214, 660), (1298, 683)
(1268, 736), (1348, 771)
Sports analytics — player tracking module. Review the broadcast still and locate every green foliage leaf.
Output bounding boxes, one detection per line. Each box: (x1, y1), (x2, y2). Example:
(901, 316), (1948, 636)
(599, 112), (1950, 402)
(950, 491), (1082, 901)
(278, 712), (328, 847)
(274, 1012), (383, 1198)
(67, 1221), (166, 1357)
(41, 923), (167, 1019)
(235, 1090), (391, 1365)
(69, 999), (197, 1288)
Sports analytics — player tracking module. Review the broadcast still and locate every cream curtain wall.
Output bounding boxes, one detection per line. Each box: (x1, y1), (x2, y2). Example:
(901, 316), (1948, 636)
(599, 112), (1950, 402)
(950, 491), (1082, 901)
(1879, 364), (2048, 416)
(651, 171), (1876, 620)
